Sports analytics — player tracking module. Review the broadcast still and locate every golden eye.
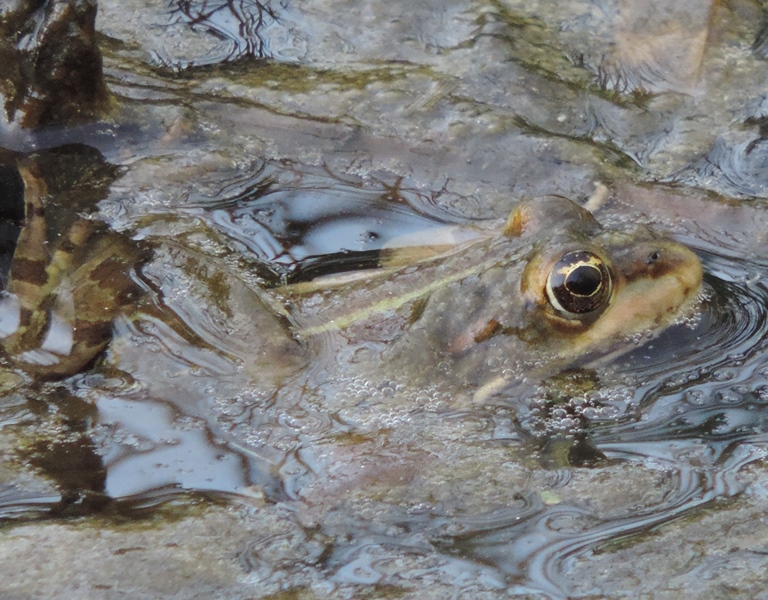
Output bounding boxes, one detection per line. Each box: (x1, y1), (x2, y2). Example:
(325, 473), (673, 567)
(546, 250), (612, 316)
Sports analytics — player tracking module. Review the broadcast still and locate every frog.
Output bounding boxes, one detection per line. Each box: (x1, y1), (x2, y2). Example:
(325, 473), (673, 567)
(0, 155), (146, 378)
(0, 159), (702, 402)
(277, 193), (703, 400)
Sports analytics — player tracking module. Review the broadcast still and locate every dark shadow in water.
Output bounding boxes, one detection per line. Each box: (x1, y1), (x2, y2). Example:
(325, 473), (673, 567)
(20, 387), (109, 517)
(0, 161), (24, 289)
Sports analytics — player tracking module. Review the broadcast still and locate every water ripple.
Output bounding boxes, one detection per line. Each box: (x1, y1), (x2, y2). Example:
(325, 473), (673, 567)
(672, 134), (768, 199)
(614, 273), (768, 393)
(0, 485), (60, 521)
(159, 0), (306, 66)
(199, 166), (472, 281)
(444, 442), (763, 598)
(467, 257), (768, 596)
(594, 271), (768, 446)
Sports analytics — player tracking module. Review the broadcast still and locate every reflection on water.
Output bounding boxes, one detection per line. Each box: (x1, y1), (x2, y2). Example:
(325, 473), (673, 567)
(95, 394), (249, 498)
(171, 0), (279, 61)
(201, 167), (473, 281)
(160, 0), (305, 66)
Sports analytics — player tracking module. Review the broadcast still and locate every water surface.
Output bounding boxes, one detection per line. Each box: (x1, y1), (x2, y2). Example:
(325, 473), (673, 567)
(3, 0), (768, 598)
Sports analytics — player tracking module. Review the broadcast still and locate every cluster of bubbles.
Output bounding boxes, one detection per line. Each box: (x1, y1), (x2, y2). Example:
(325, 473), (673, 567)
(514, 378), (635, 441)
(327, 374), (455, 431)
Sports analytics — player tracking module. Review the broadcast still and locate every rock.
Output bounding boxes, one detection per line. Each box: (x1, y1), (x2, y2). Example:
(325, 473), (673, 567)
(0, 0), (108, 128)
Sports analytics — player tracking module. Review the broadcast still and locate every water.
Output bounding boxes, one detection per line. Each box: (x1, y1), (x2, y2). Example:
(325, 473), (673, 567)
(198, 164), (474, 281)
(3, 0), (768, 598)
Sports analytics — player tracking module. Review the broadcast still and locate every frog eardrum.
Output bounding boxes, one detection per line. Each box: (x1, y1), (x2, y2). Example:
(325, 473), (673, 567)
(545, 250), (613, 316)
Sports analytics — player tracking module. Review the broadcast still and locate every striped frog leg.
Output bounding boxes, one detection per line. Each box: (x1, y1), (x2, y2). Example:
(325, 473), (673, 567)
(53, 226), (148, 374)
(2, 162), (147, 377)
(3, 163), (93, 353)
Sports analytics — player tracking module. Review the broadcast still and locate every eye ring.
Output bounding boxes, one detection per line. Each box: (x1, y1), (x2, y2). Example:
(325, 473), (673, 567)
(546, 250), (612, 316)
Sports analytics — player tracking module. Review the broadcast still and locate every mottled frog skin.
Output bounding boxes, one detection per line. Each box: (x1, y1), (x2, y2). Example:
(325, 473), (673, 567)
(282, 195), (703, 395)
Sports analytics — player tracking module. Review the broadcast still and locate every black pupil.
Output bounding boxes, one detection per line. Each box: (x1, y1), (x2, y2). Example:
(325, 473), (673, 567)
(566, 265), (602, 296)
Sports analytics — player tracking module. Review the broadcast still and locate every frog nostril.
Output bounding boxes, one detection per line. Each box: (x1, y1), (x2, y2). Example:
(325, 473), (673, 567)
(647, 250), (661, 264)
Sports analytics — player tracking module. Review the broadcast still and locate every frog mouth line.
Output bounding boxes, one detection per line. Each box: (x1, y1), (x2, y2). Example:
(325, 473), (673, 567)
(470, 295), (704, 406)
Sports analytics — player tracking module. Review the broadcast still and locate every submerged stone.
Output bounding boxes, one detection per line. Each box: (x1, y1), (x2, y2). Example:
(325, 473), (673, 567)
(0, 0), (108, 128)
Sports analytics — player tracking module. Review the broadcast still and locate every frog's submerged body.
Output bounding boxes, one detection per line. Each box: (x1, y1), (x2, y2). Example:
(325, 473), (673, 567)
(0, 167), (702, 397)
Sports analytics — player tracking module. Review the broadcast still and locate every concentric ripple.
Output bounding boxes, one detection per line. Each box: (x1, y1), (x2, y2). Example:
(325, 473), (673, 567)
(590, 269), (768, 451)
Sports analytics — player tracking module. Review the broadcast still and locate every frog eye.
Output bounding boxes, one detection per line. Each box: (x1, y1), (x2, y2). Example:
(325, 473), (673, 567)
(546, 250), (612, 316)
